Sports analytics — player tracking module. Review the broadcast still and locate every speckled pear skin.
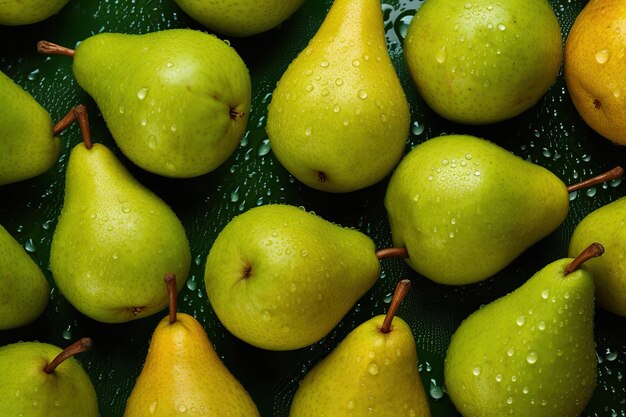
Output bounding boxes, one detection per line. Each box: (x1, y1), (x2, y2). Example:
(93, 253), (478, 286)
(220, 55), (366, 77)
(72, 29), (251, 178)
(50, 143), (191, 323)
(0, 225), (49, 330)
(289, 315), (431, 417)
(123, 313), (260, 417)
(173, 0), (304, 37)
(204, 204), (380, 350)
(569, 196), (626, 316)
(0, 0), (70, 25)
(384, 135), (569, 285)
(0, 71), (60, 186)
(404, 0), (562, 125)
(0, 341), (99, 417)
(266, 0), (410, 193)
(444, 258), (597, 417)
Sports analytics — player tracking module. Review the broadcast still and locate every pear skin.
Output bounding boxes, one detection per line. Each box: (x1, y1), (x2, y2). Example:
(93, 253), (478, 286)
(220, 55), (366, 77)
(0, 0), (70, 25)
(266, 0), (410, 192)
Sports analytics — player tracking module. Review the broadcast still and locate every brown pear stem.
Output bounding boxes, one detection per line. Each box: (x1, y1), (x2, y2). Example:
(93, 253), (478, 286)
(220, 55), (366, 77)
(564, 243), (604, 275)
(164, 273), (178, 324)
(53, 105), (92, 149)
(566, 166), (624, 193)
(44, 337), (93, 374)
(37, 40), (75, 57)
(380, 279), (411, 334)
(375, 247), (409, 260)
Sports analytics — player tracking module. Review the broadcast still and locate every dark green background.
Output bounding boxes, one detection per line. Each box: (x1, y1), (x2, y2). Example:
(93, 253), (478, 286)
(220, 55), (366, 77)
(0, 0), (624, 415)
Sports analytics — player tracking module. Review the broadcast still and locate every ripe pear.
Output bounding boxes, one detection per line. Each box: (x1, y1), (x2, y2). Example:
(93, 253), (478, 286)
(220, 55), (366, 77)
(124, 274), (260, 417)
(50, 138), (191, 323)
(289, 280), (431, 417)
(266, 0), (410, 192)
(569, 196), (626, 316)
(0, 70), (60, 186)
(204, 204), (381, 350)
(38, 29), (251, 178)
(0, 0), (70, 25)
(0, 224), (49, 330)
(0, 338), (99, 416)
(404, 0), (562, 124)
(173, 0), (305, 37)
(444, 244), (602, 417)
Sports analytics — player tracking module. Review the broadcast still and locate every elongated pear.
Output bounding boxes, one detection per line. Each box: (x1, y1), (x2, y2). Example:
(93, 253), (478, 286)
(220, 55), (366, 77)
(444, 244), (602, 417)
(204, 204), (381, 350)
(0, 225), (49, 330)
(124, 274), (260, 417)
(50, 134), (191, 323)
(0, 0), (70, 25)
(266, 0), (410, 192)
(289, 280), (430, 417)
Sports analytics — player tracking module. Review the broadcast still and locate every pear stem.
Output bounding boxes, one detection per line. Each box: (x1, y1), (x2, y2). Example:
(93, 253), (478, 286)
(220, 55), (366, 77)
(564, 243), (604, 275)
(566, 166), (624, 193)
(380, 279), (411, 334)
(164, 273), (178, 324)
(36, 40), (75, 57)
(375, 247), (409, 260)
(44, 337), (93, 374)
(53, 105), (93, 149)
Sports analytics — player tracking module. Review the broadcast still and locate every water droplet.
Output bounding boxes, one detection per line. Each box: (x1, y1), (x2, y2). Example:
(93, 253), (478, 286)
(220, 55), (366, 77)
(367, 362), (379, 375)
(496, 374), (503, 382)
(333, 104), (341, 113)
(178, 404), (187, 413)
(474, 171), (481, 176)
(538, 321), (546, 331)
(119, 106), (125, 114)
(526, 352), (538, 364)
(380, 114), (388, 122)
(305, 84), (314, 92)
(541, 289), (550, 299)
(305, 127), (312, 136)
(335, 78), (344, 86)
(472, 367), (481, 376)
(411, 121), (425, 135)
(465, 2), (472, 8)
(320, 61), (329, 68)
(595, 49), (611, 64)
(427, 175), (434, 181)
(147, 135), (157, 149)
(170, 124), (177, 132)
(258, 139), (271, 156)
(358, 90), (368, 99)
(62, 326), (72, 340)
(497, 23), (506, 31)
(507, 348), (515, 357)
(262, 311), (271, 321)
(149, 401), (157, 414)
(586, 187), (597, 197)
(137, 87), (148, 100)
(347, 400), (355, 410)
(606, 349), (619, 361)
(516, 316), (526, 326)
(507, 397), (513, 405)
(429, 379), (444, 400)
(352, 59), (360, 67)
(24, 239), (36, 253)
(165, 162), (176, 172)
(435, 46), (446, 63)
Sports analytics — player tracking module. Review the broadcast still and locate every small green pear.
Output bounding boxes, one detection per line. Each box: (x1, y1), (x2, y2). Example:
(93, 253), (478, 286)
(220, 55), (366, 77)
(204, 204), (381, 350)
(50, 134), (191, 323)
(173, 0), (305, 37)
(0, 0), (70, 25)
(0, 224), (49, 330)
(385, 134), (622, 285)
(404, 0), (562, 124)
(266, 0), (410, 192)
(569, 196), (626, 316)
(289, 280), (431, 417)
(444, 244), (602, 417)
(38, 29), (251, 178)
(0, 70), (60, 186)
(0, 338), (99, 416)
(124, 274), (260, 417)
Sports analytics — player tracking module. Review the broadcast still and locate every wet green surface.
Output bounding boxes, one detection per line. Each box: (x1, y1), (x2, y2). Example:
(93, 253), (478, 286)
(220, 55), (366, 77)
(0, 0), (624, 416)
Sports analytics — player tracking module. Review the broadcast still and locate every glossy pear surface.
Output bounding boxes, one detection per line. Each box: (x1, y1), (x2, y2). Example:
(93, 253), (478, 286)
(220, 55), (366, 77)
(72, 29), (251, 178)
(0, 225), (49, 330)
(204, 204), (380, 350)
(404, 0), (562, 124)
(445, 258), (597, 417)
(50, 143), (191, 323)
(124, 312), (260, 417)
(0, 0), (70, 25)
(266, 0), (409, 192)
(0, 341), (98, 416)
(0, 70), (60, 186)
(569, 196), (626, 316)
(173, 0), (304, 37)
(289, 315), (430, 417)
(385, 134), (569, 284)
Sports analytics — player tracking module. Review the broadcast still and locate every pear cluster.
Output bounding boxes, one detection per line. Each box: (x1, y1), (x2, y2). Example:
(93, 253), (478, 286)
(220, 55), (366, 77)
(0, 0), (625, 416)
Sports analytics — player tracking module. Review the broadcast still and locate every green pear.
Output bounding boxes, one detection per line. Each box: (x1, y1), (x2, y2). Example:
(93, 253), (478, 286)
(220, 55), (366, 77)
(0, 70), (60, 186)
(38, 29), (251, 178)
(124, 274), (261, 417)
(173, 0), (305, 37)
(266, 0), (410, 193)
(569, 196), (626, 316)
(50, 139), (191, 323)
(385, 134), (570, 285)
(204, 204), (381, 350)
(0, 338), (99, 416)
(0, 225), (49, 330)
(404, 0), (562, 124)
(0, 0), (70, 25)
(444, 244), (602, 417)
